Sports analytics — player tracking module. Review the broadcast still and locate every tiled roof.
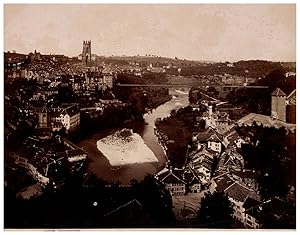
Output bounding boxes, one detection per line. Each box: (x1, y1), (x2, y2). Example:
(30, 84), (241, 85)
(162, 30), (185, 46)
(226, 131), (240, 143)
(48, 108), (63, 117)
(206, 127), (217, 134)
(155, 168), (186, 184)
(225, 182), (249, 202)
(232, 170), (258, 180)
(35, 105), (49, 113)
(216, 149), (244, 172)
(196, 132), (214, 142)
(13, 136), (86, 180)
(224, 152), (243, 166)
(154, 169), (170, 181)
(208, 133), (223, 143)
(225, 182), (260, 203)
(199, 91), (220, 102)
(214, 173), (235, 192)
(243, 197), (260, 210)
(190, 175), (202, 185)
(201, 158), (214, 170)
(271, 88), (286, 97)
(216, 102), (236, 109)
(183, 172), (194, 183)
(206, 148), (219, 155)
(223, 126), (237, 138)
(197, 129), (214, 142)
(189, 148), (214, 160)
(183, 167), (201, 185)
(49, 104), (79, 117)
(155, 167), (169, 177)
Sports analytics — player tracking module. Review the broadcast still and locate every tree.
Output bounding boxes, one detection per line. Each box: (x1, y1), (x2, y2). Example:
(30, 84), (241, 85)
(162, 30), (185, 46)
(239, 125), (292, 200)
(57, 83), (74, 103)
(199, 119), (206, 129)
(197, 192), (234, 228)
(134, 175), (175, 227)
(207, 86), (219, 97)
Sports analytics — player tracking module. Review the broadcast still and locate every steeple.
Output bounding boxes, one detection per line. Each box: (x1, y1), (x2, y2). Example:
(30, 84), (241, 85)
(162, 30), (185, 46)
(271, 88), (286, 97)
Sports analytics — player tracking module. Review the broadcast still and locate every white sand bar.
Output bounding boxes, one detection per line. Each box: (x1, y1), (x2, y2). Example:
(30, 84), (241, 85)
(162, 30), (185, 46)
(97, 129), (158, 166)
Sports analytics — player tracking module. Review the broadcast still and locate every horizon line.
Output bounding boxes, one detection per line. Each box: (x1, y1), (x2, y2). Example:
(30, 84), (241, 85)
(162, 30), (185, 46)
(3, 49), (296, 64)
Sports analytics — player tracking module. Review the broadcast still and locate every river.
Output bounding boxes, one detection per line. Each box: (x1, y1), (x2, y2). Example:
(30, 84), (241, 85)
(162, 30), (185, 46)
(77, 88), (190, 184)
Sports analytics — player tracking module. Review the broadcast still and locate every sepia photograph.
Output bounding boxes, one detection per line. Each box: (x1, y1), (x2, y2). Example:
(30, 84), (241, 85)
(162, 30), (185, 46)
(3, 1), (297, 230)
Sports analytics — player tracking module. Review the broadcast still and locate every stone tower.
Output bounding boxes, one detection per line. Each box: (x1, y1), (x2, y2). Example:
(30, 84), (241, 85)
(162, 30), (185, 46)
(38, 105), (50, 128)
(82, 40), (91, 64)
(271, 88), (286, 122)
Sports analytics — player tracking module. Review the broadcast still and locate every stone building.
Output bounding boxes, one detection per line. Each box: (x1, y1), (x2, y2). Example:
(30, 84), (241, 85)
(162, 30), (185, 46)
(271, 88), (286, 122)
(78, 40), (92, 64)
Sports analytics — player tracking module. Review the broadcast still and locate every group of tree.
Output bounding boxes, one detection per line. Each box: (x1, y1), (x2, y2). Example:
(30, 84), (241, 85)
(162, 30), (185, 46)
(195, 192), (235, 228)
(4, 174), (175, 228)
(238, 124), (295, 200)
(79, 102), (136, 138)
(155, 106), (206, 168)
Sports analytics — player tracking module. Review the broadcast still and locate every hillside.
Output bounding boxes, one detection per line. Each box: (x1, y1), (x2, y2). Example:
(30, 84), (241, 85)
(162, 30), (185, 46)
(226, 69), (296, 115)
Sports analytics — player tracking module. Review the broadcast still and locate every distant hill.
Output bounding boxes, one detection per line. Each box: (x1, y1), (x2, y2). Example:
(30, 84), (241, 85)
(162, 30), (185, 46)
(95, 56), (295, 79)
(256, 68), (296, 95)
(4, 50), (295, 80)
(96, 55), (211, 68)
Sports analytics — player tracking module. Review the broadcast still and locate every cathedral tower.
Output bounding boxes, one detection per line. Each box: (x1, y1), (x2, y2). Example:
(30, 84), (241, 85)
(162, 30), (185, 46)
(82, 40), (91, 64)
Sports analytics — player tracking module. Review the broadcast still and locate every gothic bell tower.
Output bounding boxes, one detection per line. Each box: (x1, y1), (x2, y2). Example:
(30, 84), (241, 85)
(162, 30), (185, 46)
(82, 40), (91, 64)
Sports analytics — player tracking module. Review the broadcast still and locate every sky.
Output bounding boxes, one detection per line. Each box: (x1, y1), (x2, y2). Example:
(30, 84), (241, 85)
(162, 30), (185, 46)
(4, 4), (296, 62)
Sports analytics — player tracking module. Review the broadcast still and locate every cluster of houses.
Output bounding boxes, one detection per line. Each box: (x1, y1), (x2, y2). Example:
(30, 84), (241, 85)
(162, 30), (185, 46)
(154, 87), (296, 228)
(10, 135), (87, 188)
(34, 103), (81, 134)
(155, 126), (230, 196)
(4, 50), (120, 135)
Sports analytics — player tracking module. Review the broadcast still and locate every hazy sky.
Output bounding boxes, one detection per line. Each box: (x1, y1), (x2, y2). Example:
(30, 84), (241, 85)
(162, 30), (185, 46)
(4, 4), (296, 62)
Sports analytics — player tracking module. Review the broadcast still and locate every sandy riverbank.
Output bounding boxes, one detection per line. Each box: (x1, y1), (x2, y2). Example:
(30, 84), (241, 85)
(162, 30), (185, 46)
(97, 129), (158, 166)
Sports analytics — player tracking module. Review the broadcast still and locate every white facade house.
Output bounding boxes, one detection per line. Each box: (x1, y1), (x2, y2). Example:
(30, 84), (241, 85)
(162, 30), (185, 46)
(50, 104), (80, 133)
(207, 138), (222, 153)
(244, 210), (260, 229)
